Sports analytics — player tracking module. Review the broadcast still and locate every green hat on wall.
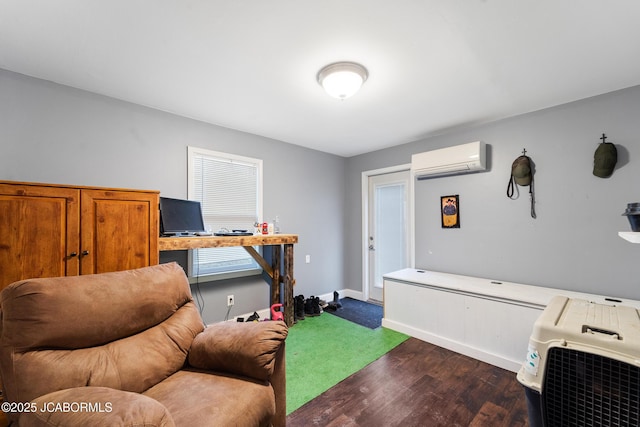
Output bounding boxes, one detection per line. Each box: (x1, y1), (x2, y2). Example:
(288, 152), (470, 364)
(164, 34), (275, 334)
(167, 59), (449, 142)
(593, 134), (617, 178)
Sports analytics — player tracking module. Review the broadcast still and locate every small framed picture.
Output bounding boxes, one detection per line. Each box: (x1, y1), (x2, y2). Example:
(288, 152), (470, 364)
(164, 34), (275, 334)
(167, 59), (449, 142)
(441, 195), (460, 228)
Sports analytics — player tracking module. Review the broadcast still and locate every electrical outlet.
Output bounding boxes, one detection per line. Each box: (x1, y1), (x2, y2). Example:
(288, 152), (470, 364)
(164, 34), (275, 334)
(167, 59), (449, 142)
(305, 255), (311, 263)
(227, 295), (234, 307)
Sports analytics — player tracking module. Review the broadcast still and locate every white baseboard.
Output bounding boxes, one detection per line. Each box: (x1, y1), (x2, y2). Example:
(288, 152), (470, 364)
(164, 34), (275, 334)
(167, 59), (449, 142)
(216, 308), (271, 325)
(342, 289), (365, 301)
(316, 289), (364, 304)
(381, 318), (522, 373)
(214, 288), (364, 326)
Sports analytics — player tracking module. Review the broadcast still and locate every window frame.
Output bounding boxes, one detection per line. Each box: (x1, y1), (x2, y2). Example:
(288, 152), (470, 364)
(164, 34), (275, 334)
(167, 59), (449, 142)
(187, 146), (263, 281)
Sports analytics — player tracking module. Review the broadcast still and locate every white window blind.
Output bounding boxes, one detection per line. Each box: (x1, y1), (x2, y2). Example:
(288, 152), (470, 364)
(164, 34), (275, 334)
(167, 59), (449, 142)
(188, 146), (263, 278)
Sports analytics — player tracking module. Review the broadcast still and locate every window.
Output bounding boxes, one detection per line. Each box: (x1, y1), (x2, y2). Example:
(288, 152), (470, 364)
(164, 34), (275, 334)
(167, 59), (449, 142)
(188, 146), (263, 279)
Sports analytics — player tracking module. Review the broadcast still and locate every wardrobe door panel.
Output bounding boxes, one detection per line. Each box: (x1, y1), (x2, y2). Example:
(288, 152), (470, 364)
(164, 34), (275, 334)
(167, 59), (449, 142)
(0, 184), (80, 289)
(80, 189), (158, 274)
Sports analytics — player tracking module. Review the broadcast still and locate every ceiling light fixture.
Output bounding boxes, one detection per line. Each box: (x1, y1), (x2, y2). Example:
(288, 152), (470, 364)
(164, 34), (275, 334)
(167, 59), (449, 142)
(317, 62), (368, 100)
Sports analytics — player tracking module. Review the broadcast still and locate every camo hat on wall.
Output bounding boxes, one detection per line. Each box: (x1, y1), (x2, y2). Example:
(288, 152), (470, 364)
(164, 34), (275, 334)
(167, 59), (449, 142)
(511, 155), (532, 186)
(507, 152), (536, 219)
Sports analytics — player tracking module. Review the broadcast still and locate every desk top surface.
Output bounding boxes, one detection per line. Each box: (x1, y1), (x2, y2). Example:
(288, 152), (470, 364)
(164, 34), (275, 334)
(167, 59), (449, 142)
(159, 233), (298, 250)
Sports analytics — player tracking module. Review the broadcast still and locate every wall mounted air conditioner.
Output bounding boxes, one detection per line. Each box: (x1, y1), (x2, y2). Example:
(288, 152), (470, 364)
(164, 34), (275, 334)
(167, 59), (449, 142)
(411, 141), (486, 180)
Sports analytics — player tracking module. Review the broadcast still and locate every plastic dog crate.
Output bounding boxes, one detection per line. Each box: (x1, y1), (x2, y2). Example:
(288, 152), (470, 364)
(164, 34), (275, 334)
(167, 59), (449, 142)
(517, 296), (640, 427)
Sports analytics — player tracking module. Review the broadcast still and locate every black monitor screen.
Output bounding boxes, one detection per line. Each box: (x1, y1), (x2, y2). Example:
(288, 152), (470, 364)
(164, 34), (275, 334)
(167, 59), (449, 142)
(159, 197), (206, 236)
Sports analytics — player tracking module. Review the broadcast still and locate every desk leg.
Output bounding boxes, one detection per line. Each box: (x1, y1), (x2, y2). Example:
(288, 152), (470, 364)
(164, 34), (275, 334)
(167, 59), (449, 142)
(284, 243), (294, 326)
(271, 245), (281, 306)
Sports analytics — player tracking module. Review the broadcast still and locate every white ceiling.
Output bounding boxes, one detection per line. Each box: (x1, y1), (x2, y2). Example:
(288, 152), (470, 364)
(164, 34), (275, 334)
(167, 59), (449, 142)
(2, 1), (640, 157)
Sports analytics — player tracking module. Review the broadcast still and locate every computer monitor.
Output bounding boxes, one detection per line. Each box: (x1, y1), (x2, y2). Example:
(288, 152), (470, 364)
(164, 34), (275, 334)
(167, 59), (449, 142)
(159, 197), (206, 236)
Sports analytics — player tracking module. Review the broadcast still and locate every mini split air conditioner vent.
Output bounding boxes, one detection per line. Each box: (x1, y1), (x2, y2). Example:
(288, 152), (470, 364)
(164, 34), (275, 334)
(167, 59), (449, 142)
(411, 141), (486, 180)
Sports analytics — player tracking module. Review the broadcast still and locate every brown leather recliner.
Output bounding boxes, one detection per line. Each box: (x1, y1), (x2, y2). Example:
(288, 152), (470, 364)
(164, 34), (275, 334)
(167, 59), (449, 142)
(0, 262), (288, 426)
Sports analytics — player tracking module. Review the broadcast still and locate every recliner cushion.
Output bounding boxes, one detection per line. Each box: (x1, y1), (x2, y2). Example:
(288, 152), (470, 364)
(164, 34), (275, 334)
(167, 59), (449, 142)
(1, 263), (199, 350)
(20, 386), (175, 427)
(189, 321), (288, 382)
(0, 263), (205, 406)
(144, 369), (276, 427)
(11, 301), (204, 402)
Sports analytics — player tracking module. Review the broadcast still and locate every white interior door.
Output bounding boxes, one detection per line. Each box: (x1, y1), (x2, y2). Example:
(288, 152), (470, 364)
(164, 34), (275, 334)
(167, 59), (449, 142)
(368, 170), (410, 302)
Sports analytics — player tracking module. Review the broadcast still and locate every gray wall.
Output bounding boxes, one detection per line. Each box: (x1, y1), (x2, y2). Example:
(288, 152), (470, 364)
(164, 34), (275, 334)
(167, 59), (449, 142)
(346, 86), (640, 300)
(0, 69), (345, 324)
(5, 66), (640, 314)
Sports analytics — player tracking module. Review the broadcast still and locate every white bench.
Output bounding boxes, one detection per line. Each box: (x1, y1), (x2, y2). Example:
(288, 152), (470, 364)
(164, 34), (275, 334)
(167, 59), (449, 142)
(382, 268), (640, 372)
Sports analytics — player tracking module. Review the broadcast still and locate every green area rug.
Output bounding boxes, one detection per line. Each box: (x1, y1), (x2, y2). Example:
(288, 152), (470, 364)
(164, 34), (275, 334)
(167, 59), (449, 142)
(285, 313), (409, 414)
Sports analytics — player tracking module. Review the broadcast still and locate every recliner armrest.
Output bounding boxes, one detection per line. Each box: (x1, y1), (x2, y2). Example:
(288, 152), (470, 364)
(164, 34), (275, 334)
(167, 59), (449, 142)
(188, 321), (288, 382)
(18, 386), (174, 427)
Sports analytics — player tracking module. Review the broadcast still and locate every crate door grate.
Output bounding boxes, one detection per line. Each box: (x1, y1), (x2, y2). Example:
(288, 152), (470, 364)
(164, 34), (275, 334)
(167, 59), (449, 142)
(542, 347), (640, 427)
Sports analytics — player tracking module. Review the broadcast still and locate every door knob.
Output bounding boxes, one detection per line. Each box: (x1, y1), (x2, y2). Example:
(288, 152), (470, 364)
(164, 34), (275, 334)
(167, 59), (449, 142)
(369, 245), (375, 251)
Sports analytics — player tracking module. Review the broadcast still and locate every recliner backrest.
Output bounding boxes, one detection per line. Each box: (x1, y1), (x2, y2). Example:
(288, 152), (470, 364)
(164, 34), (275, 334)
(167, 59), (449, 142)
(0, 262), (204, 404)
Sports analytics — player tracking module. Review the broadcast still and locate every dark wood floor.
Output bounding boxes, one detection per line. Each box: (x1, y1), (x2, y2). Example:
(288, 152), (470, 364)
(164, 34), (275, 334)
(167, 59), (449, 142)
(287, 337), (529, 427)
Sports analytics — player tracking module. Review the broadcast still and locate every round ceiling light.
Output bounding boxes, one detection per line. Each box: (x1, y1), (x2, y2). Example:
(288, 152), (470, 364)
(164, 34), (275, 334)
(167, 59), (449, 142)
(317, 62), (368, 100)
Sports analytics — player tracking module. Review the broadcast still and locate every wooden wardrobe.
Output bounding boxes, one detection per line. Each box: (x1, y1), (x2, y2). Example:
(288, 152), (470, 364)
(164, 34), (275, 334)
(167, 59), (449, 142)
(0, 181), (159, 291)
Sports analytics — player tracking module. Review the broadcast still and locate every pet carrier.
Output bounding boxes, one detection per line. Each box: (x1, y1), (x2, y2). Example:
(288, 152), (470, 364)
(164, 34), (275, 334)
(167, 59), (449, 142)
(517, 296), (640, 427)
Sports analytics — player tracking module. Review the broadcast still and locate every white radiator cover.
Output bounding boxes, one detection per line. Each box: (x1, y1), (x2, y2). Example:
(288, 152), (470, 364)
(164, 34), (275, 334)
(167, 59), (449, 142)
(382, 269), (640, 372)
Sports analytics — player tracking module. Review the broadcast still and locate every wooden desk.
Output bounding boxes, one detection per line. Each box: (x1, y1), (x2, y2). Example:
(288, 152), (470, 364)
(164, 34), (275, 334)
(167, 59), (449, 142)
(159, 234), (298, 325)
